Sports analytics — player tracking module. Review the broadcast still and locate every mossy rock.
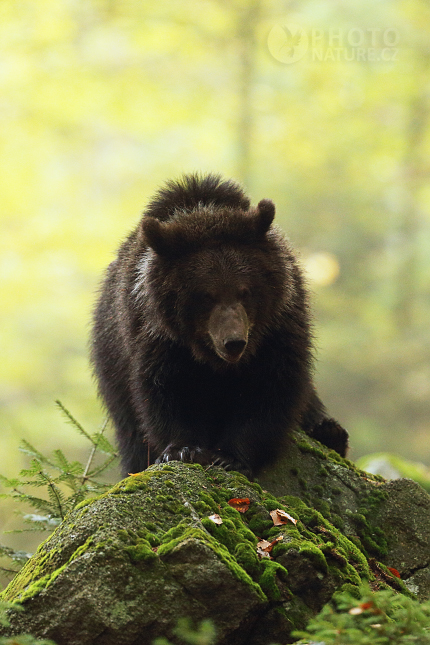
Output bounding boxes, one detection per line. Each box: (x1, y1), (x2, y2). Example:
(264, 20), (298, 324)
(1, 430), (429, 644)
(258, 430), (430, 600)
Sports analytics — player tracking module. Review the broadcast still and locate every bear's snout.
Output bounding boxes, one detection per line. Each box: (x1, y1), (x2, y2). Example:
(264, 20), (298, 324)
(208, 303), (249, 363)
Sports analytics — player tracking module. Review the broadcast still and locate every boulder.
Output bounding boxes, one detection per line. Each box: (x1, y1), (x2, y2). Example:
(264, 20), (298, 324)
(1, 430), (429, 644)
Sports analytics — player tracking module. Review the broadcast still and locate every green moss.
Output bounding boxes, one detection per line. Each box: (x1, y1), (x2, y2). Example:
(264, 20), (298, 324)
(157, 526), (267, 602)
(281, 496), (309, 511)
(259, 560), (289, 601)
(185, 463), (204, 471)
(74, 495), (103, 510)
(194, 501), (212, 514)
(236, 525), (258, 545)
(4, 535), (96, 604)
(330, 514), (344, 530)
(250, 481), (263, 495)
(145, 522), (157, 532)
(124, 541), (158, 563)
(299, 542), (328, 573)
(298, 477), (308, 490)
(204, 520), (240, 552)
(336, 582), (362, 599)
(246, 513), (273, 535)
(234, 542), (261, 580)
(349, 511), (388, 558)
(220, 506), (249, 527)
(313, 499), (331, 519)
(263, 498), (283, 512)
(297, 440), (327, 460)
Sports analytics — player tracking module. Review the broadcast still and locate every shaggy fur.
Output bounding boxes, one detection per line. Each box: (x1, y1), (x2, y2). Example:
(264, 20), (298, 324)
(91, 174), (348, 476)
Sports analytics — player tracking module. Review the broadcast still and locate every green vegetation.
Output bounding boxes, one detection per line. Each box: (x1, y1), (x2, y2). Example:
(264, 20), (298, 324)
(0, 600), (56, 644)
(357, 453), (430, 493)
(153, 618), (216, 645)
(154, 584), (430, 645)
(0, 404), (117, 587)
(293, 584), (430, 644)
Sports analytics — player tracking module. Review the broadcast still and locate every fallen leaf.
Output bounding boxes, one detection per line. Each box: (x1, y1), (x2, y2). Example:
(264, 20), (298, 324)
(348, 601), (374, 616)
(208, 513), (223, 525)
(270, 509), (297, 526)
(256, 547), (271, 559)
(228, 498), (250, 513)
(256, 535), (284, 556)
(387, 566), (401, 579)
(369, 558), (402, 589)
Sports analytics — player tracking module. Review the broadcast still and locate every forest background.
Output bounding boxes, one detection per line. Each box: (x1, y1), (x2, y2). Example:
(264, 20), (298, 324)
(1, 0), (430, 558)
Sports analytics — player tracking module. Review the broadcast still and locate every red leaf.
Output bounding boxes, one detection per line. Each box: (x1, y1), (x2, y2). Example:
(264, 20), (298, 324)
(387, 567), (401, 579)
(228, 498), (250, 513)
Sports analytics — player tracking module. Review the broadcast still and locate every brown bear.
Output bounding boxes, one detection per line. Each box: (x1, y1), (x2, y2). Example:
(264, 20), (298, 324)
(91, 174), (348, 477)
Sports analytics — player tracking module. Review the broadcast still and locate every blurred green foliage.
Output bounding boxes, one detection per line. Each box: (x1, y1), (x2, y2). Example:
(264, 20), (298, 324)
(1, 1), (429, 550)
(357, 452), (430, 492)
(293, 583), (430, 644)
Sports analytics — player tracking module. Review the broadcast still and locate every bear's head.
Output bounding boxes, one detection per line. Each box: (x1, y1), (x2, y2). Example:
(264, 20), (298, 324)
(138, 200), (297, 369)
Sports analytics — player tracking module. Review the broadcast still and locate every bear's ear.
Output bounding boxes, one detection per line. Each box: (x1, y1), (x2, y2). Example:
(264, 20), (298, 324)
(141, 217), (171, 255)
(253, 199), (275, 236)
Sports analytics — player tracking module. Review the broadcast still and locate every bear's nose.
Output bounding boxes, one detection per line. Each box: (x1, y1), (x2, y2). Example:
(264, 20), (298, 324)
(224, 338), (247, 357)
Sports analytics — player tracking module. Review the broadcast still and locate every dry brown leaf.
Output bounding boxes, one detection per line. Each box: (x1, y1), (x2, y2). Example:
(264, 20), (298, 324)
(208, 513), (223, 525)
(256, 535), (284, 555)
(270, 509), (297, 526)
(256, 547), (271, 559)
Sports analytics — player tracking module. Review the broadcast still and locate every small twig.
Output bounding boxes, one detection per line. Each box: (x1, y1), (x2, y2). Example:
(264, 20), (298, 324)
(85, 453), (118, 481)
(81, 419), (108, 484)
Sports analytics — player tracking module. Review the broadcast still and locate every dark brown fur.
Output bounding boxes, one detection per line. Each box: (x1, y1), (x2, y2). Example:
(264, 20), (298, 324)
(91, 174), (348, 476)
